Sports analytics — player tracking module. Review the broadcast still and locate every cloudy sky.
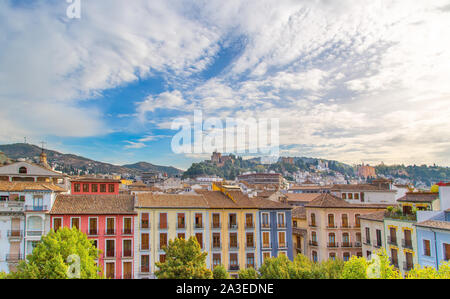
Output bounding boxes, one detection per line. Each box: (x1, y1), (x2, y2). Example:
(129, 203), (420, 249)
(1, 0), (449, 169)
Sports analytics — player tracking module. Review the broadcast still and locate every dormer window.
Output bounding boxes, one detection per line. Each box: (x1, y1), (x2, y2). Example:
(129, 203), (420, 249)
(19, 167), (27, 174)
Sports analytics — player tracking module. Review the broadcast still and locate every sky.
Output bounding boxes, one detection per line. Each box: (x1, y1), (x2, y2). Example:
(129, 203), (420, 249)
(0, 0), (449, 170)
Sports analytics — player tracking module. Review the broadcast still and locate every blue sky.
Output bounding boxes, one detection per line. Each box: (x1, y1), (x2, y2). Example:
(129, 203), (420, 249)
(1, 0), (450, 170)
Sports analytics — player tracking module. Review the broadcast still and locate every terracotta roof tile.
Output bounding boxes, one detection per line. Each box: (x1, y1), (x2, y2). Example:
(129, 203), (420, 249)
(51, 194), (135, 214)
(358, 211), (385, 221)
(306, 193), (390, 209)
(285, 193), (321, 202)
(136, 193), (209, 208)
(292, 206), (306, 219)
(415, 220), (450, 230)
(0, 181), (66, 192)
(397, 192), (439, 203)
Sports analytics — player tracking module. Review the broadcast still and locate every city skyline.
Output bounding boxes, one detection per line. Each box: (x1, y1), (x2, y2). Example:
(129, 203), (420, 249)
(1, 0), (450, 170)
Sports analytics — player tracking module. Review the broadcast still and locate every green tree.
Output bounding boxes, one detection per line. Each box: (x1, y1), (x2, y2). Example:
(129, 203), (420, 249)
(8, 227), (101, 279)
(237, 267), (259, 279)
(318, 258), (345, 279)
(155, 237), (213, 279)
(259, 255), (294, 279)
(341, 256), (368, 279)
(213, 264), (230, 279)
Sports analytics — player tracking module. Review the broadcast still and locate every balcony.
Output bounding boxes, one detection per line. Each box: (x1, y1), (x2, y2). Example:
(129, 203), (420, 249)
(391, 261), (399, 269)
(374, 242), (382, 248)
(140, 223), (150, 229)
(278, 223), (286, 229)
(177, 223), (186, 230)
(246, 243), (255, 250)
(211, 222), (221, 229)
(229, 265), (240, 271)
(403, 262), (413, 272)
(27, 230), (43, 236)
(24, 205), (48, 212)
(262, 223), (270, 229)
(245, 223), (255, 229)
(341, 242), (352, 248)
(122, 228), (133, 235)
(194, 223), (203, 229)
(104, 251), (116, 259)
(262, 243), (272, 249)
(246, 264), (255, 269)
(158, 223), (168, 230)
(354, 242), (362, 248)
(6, 254), (24, 262)
(364, 239), (371, 246)
(7, 230), (23, 239)
(229, 223), (238, 230)
(140, 266), (150, 274)
(327, 224), (337, 229)
(105, 229), (116, 236)
(278, 243), (287, 249)
(402, 239), (413, 250)
(229, 243), (239, 250)
(327, 242), (339, 248)
(387, 237), (398, 246)
(308, 223), (317, 228)
(121, 250), (133, 259)
(341, 224), (351, 229)
(212, 243), (221, 250)
(88, 229), (98, 236)
(159, 244), (168, 251)
(309, 240), (318, 247)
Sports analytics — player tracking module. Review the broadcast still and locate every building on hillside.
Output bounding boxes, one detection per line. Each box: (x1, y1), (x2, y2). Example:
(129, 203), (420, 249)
(288, 184), (331, 194)
(0, 181), (66, 273)
(330, 182), (397, 205)
(237, 173), (283, 188)
(70, 177), (121, 195)
(50, 194), (136, 279)
(357, 164), (376, 179)
(281, 157), (294, 165)
(359, 211), (386, 259)
(0, 157), (68, 189)
(305, 194), (389, 263)
(210, 151), (234, 167)
(292, 206), (307, 257)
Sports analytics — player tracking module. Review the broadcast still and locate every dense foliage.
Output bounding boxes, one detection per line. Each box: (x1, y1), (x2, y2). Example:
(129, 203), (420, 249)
(155, 237), (213, 279)
(2, 228), (101, 279)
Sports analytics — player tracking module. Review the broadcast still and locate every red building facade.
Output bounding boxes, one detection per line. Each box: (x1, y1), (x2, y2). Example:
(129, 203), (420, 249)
(50, 194), (136, 279)
(70, 178), (120, 195)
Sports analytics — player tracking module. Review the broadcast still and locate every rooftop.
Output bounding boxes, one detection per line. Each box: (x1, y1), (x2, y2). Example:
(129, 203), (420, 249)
(358, 211), (385, 222)
(397, 192), (439, 203)
(51, 194), (136, 215)
(415, 220), (450, 231)
(306, 193), (391, 209)
(0, 181), (66, 192)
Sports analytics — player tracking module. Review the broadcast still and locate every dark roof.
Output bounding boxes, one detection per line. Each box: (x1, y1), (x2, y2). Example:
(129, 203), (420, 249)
(415, 220), (450, 231)
(331, 184), (394, 192)
(70, 177), (121, 183)
(50, 194), (136, 215)
(397, 192), (439, 203)
(286, 193), (321, 202)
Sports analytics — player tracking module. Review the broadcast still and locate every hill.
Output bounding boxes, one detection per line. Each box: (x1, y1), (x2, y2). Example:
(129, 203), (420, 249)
(0, 143), (183, 177)
(122, 162), (183, 177)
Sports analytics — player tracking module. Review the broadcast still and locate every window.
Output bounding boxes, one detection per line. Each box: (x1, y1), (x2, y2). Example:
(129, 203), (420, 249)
(91, 184), (98, 192)
(82, 184), (89, 192)
(177, 233), (185, 239)
(106, 240), (115, 257)
(123, 239), (132, 257)
(262, 231), (270, 248)
(354, 214), (361, 228)
(195, 213), (203, 228)
(246, 253), (255, 268)
(391, 248), (398, 266)
(342, 193), (347, 200)
(342, 233), (350, 247)
(329, 253), (336, 260)
(263, 252), (271, 262)
(365, 227), (371, 244)
(348, 193), (353, 200)
(389, 227), (397, 244)
(177, 213), (185, 229)
(100, 184), (106, 193)
(123, 262), (132, 279)
(53, 218), (62, 231)
(141, 213), (149, 229)
(277, 213), (286, 228)
(108, 184), (115, 193)
(106, 218), (115, 235)
(312, 251), (318, 263)
(92, 240), (98, 249)
(445, 243), (450, 261)
(230, 233), (238, 248)
(310, 213), (316, 226)
(376, 230), (382, 247)
(245, 213), (254, 228)
(71, 217), (80, 230)
(89, 218), (98, 235)
(404, 229), (412, 248)
(262, 213), (270, 227)
(354, 193), (360, 200)
(212, 213), (220, 228)
(423, 240), (431, 256)
(356, 232), (362, 244)
(357, 252), (363, 258)
(229, 213), (237, 229)
(341, 214), (348, 227)
(213, 233), (221, 248)
(141, 255), (150, 273)
(311, 231), (317, 242)
(160, 254), (166, 263)
(343, 252), (350, 261)
(74, 183), (81, 192)
(195, 233), (203, 249)
(123, 217), (132, 235)
(33, 195), (43, 210)
(19, 167), (27, 174)
(105, 262), (115, 279)
(159, 233), (168, 249)
(328, 233), (336, 246)
(405, 252), (413, 270)
(229, 253), (238, 270)
(328, 214), (335, 228)
(159, 213), (168, 229)
(360, 192), (365, 202)
(141, 233), (149, 250)
(278, 231), (286, 248)
(293, 220), (298, 227)
(213, 254), (221, 267)
(246, 233), (254, 248)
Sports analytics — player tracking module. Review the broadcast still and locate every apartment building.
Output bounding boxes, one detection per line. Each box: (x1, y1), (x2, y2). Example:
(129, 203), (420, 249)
(50, 194), (137, 279)
(359, 211), (385, 259)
